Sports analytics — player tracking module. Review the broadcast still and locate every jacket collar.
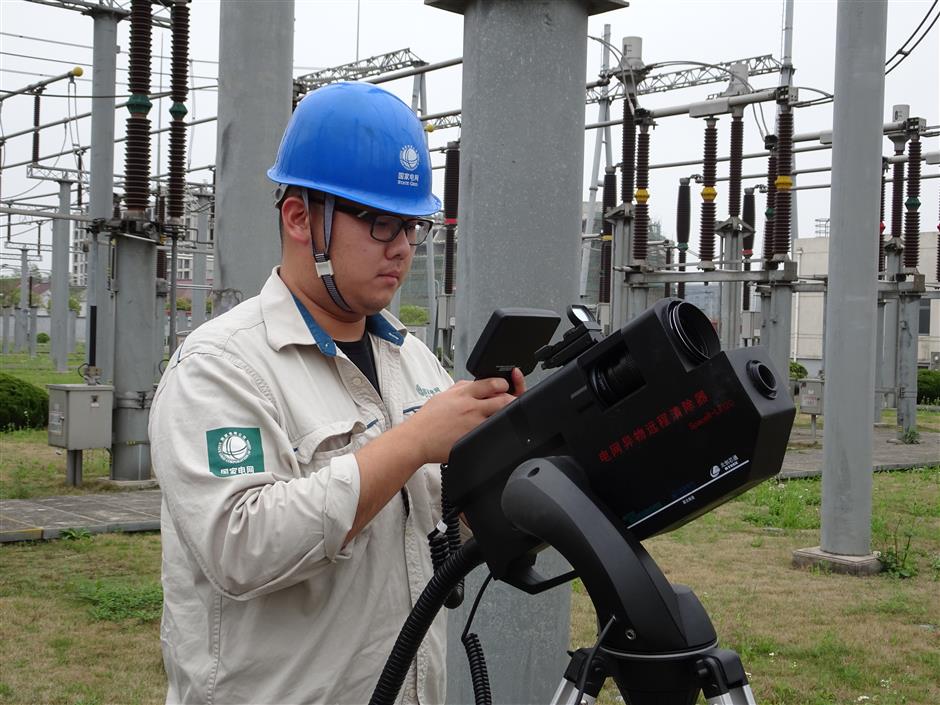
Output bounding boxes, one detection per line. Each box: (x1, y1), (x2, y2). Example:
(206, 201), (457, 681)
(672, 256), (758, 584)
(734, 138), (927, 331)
(262, 268), (406, 355)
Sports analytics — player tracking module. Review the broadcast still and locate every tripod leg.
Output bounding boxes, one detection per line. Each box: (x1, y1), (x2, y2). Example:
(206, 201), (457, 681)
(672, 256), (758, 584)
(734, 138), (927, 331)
(698, 649), (757, 705)
(549, 648), (608, 705)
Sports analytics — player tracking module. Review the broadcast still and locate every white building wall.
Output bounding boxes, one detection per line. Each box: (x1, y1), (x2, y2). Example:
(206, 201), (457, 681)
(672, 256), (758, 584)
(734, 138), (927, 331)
(791, 231), (939, 369)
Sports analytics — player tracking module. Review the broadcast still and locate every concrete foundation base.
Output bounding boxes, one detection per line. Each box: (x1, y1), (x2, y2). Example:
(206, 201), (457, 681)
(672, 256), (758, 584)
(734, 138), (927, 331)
(93, 478), (160, 491)
(792, 546), (882, 576)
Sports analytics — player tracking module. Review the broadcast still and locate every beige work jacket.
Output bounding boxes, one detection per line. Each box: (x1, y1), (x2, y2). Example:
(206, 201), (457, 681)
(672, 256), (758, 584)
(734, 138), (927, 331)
(150, 269), (454, 704)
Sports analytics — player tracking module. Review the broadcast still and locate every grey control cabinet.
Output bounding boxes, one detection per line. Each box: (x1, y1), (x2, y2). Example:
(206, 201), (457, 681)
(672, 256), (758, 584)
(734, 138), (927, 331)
(798, 379), (824, 416)
(47, 384), (113, 450)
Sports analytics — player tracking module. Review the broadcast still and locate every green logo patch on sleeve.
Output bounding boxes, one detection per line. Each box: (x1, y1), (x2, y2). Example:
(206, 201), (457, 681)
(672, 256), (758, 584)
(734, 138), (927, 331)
(206, 427), (265, 477)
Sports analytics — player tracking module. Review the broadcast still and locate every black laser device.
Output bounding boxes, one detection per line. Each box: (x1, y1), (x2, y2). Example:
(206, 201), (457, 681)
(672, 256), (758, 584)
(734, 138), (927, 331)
(370, 299), (795, 705)
(448, 298), (794, 588)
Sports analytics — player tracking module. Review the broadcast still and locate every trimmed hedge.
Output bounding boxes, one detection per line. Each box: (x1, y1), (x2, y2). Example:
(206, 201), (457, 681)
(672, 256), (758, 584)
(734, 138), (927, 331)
(0, 373), (49, 430)
(918, 369), (940, 405)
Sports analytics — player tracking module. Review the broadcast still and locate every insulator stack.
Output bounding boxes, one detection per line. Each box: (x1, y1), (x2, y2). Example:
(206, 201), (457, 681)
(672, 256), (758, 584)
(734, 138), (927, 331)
(676, 178), (690, 299)
(156, 189), (166, 223)
(773, 110), (794, 258)
(762, 136), (778, 268)
(443, 142), (460, 295)
(599, 168), (616, 304)
(935, 197), (939, 282)
(32, 92), (41, 164)
(903, 137), (921, 269)
(123, 0), (153, 213)
(112, 192), (122, 220)
(167, 0), (191, 222)
(742, 188), (756, 311)
(621, 104), (636, 203)
(878, 164), (886, 272)
(77, 153), (84, 207)
(728, 113), (744, 218)
(699, 118), (718, 263)
(156, 248), (168, 279)
(890, 155), (905, 241)
(634, 123), (651, 261)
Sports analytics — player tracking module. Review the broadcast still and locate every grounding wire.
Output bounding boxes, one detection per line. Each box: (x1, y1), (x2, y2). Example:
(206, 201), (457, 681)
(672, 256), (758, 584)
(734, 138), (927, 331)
(885, 0), (938, 64)
(0, 84), (219, 99)
(460, 573), (493, 641)
(885, 10), (939, 76)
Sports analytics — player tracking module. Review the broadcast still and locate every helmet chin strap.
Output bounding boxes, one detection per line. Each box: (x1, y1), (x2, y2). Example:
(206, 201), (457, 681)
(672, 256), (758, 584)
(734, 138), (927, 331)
(302, 189), (353, 313)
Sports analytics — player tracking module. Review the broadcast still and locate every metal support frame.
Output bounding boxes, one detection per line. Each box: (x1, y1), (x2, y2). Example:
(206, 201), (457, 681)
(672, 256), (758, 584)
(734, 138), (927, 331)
(14, 248), (30, 352)
(51, 180), (72, 372)
(190, 191), (212, 329)
(87, 5), (122, 384)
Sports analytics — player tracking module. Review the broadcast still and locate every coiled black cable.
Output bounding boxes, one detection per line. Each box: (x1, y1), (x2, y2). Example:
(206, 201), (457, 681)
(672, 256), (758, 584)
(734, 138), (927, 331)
(427, 464), (464, 609)
(368, 539), (485, 705)
(462, 574), (494, 705)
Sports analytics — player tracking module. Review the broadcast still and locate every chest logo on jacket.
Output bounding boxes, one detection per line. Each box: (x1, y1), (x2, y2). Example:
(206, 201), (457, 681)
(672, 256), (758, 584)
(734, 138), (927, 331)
(415, 383), (441, 399)
(206, 427), (266, 477)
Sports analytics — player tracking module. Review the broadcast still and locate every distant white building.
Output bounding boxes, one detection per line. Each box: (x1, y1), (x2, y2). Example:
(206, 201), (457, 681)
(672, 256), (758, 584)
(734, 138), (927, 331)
(791, 230), (939, 373)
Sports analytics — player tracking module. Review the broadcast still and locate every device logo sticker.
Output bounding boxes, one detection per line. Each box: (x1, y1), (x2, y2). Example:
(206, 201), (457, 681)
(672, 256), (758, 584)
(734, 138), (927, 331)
(710, 465), (721, 478)
(206, 427), (265, 477)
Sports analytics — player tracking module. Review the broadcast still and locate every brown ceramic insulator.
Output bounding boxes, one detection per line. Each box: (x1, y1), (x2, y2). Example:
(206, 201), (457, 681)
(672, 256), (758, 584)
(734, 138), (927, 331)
(728, 114), (744, 218)
(443, 144), (459, 295)
(878, 169), (886, 272)
(123, 116), (152, 212)
(599, 170), (617, 304)
(773, 110), (793, 258)
(903, 138), (921, 269)
(621, 105), (635, 203)
(167, 121), (187, 219)
(170, 1), (190, 103)
(127, 0), (152, 96)
(699, 119), (718, 262)
(32, 93), (41, 164)
(634, 127), (650, 261)
(763, 150), (777, 267)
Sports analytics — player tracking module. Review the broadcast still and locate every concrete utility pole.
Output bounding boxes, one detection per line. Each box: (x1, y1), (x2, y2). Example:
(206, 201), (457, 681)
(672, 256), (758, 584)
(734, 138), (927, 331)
(15, 249), (30, 352)
(429, 1), (626, 701)
(795, 0), (887, 574)
(213, 0), (294, 313)
(87, 6), (124, 382)
(51, 179), (72, 372)
(190, 190), (212, 329)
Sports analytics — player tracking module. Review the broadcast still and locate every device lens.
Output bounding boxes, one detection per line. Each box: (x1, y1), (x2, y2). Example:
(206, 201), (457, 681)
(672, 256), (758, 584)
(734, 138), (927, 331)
(747, 360), (778, 398)
(668, 301), (720, 363)
(591, 351), (645, 406)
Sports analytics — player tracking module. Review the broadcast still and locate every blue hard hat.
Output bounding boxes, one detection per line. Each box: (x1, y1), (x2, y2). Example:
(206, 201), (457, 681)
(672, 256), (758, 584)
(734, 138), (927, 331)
(267, 82), (441, 217)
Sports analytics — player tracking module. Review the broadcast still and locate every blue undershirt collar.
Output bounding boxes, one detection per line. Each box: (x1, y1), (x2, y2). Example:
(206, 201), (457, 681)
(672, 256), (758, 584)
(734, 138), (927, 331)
(290, 294), (405, 356)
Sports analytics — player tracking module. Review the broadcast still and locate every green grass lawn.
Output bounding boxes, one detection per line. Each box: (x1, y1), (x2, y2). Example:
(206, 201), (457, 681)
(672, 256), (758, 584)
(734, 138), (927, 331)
(0, 345), (89, 389)
(2, 350), (938, 703)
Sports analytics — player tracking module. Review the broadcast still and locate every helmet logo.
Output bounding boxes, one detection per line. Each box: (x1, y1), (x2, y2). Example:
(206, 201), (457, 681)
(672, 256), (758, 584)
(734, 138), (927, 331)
(399, 145), (420, 171)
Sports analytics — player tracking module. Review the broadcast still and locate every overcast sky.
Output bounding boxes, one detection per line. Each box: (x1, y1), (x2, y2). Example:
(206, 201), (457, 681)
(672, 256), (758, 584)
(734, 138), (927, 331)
(0, 0), (937, 277)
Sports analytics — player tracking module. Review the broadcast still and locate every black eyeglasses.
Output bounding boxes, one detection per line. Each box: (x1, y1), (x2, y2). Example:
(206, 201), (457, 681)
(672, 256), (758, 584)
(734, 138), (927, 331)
(333, 201), (434, 246)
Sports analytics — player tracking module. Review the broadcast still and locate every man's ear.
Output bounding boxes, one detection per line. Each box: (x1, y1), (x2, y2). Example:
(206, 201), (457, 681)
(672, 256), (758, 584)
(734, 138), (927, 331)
(280, 196), (311, 244)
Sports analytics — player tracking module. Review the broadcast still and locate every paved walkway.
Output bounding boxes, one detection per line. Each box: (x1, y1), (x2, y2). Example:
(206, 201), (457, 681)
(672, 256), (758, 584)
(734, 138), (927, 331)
(1, 427), (936, 543)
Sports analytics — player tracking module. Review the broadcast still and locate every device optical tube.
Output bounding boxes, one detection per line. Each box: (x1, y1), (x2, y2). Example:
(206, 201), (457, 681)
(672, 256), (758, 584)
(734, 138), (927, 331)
(903, 136), (921, 269)
(369, 540), (485, 705)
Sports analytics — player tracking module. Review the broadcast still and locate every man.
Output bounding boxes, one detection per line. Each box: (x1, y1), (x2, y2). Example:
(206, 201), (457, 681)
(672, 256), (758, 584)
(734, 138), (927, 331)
(150, 82), (522, 704)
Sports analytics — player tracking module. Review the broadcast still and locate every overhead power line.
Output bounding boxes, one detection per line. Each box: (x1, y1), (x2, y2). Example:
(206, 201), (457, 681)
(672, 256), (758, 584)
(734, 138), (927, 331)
(885, 2), (939, 75)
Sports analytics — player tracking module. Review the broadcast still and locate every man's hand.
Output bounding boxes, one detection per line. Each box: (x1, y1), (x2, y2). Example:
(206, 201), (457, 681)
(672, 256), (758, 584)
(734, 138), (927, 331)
(410, 370), (522, 465)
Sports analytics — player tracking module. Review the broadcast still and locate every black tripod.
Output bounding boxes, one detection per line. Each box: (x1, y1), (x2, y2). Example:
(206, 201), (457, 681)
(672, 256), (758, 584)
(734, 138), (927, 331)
(369, 454), (758, 705)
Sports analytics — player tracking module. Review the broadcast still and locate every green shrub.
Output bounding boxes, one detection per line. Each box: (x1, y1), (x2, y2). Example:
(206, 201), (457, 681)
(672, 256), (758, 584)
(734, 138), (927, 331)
(917, 369), (940, 404)
(789, 361), (808, 380)
(399, 304), (429, 326)
(36, 332), (50, 344)
(0, 373), (49, 430)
